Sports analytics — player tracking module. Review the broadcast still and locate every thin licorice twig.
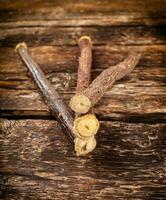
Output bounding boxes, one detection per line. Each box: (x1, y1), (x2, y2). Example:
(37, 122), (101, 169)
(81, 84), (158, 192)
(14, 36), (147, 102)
(76, 36), (92, 94)
(71, 36), (99, 155)
(72, 36), (99, 138)
(16, 42), (74, 144)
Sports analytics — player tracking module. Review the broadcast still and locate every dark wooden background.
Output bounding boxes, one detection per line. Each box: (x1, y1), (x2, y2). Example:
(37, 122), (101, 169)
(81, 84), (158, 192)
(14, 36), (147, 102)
(0, 0), (166, 199)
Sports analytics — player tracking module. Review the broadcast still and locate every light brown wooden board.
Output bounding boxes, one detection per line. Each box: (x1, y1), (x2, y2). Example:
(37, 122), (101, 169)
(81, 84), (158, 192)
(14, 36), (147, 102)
(0, 119), (166, 199)
(1, 45), (166, 73)
(0, 46), (165, 120)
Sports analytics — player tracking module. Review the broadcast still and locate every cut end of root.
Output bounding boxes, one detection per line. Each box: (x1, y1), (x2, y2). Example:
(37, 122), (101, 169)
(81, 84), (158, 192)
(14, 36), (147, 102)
(69, 94), (91, 114)
(73, 114), (100, 137)
(15, 42), (27, 52)
(78, 35), (92, 43)
(74, 136), (96, 156)
(78, 36), (92, 47)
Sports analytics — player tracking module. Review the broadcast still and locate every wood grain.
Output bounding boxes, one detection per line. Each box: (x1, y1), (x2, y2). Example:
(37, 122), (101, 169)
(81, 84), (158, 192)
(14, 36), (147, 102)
(0, 0), (166, 199)
(1, 45), (166, 74)
(0, 46), (165, 120)
(0, 26), (165, 47)
(0, 0), (166, 26)
(0, 119), (166, 199)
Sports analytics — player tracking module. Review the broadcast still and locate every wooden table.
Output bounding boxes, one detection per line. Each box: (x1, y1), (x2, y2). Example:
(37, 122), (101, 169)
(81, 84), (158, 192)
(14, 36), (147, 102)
(0, 1), (166, 199)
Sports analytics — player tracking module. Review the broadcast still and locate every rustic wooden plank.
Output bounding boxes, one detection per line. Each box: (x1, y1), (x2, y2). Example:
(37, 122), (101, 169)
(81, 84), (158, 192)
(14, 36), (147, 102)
(0, 45), (165, 120)
(0, 0), (165, 26)
(0, 45), (166, 74)
(0, 0), (166, 199)
(0, 85), (165, 121)
(0, 119), (166, 199)
(1, 17), (166, 28)
(0, 26), (165, 47)
(0, 67), (165, 90)
(0, 0), (165, 12)
(0, 45), (165, 90)
(0, 86), (165, 119)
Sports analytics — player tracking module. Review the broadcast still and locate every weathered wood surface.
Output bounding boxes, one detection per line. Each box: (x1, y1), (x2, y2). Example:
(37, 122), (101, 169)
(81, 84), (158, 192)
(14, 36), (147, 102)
(0, 119), (166, 199)
(0, 46), (166, 121)
(0, 0), (166, 199)
(1, 26), (166, 47)
(0, 0), (166, 26)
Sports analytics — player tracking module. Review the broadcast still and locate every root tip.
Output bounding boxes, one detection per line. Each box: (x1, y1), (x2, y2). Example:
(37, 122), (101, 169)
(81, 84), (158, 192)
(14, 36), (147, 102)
(78, 36), (92, 46)
(15, 42), (27, 52)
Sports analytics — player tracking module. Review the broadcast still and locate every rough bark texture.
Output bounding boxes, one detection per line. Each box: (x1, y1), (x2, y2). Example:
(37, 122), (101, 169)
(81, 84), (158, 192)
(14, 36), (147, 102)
(0, 119), (166, 199)
(0, 0), (166, 199)
(16, 43), (74, 144)
(76, 36), (92, 94)
(69, 36), (92, 113)
(71, 50), (141, 113)
(1, 46), (165, 120)
(71, 36), (99, 155)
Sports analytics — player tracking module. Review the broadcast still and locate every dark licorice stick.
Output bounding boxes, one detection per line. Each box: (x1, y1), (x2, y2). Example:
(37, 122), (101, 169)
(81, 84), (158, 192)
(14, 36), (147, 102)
(15, 42), (74, 144)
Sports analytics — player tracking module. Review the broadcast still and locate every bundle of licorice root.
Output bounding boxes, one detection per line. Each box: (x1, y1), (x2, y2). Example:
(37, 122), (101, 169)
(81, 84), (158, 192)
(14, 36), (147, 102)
(16, 36), (141, 156)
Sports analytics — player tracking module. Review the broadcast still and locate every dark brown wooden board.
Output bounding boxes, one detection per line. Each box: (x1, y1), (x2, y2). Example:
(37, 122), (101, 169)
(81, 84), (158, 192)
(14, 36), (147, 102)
(0, 0), (166, 199)
(0, 26), (166, 47)
(0, 119), (166, 199)
(0, 0), (166, 26)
